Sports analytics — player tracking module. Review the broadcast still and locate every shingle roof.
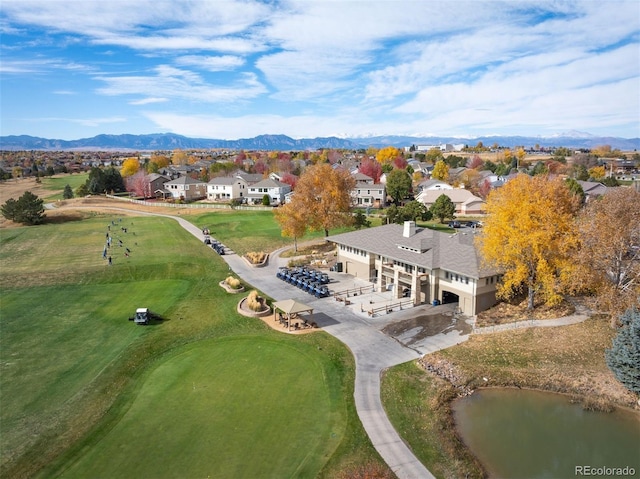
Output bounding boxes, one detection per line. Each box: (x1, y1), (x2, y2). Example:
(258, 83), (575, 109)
(165, 176), (205, 185)
(327, 224), (498, 278)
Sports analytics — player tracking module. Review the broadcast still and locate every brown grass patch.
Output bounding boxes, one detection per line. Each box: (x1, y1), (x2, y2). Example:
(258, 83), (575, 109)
(475, 297), (575, 326)
(433, 318), (637, 408)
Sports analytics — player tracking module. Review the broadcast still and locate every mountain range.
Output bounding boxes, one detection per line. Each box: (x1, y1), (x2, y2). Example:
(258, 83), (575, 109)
(1, 132), (638, 151)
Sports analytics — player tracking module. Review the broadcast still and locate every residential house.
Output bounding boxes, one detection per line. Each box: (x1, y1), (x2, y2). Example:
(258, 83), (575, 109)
(326, 221), (501, 316)
(416, 179), (453, 193)
(144, 173), (170, 198)
(576, 180), (607, 201)
(416, 189), (486, 215)
(207, 176), (248, 201)
(246, 178), (291, 205)
(162, 176), (207, 201)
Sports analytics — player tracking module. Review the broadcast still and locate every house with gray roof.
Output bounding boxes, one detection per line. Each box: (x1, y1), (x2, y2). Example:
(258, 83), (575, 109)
(246, 178), (291, 205)
(207, 176), (248, 201)
(576, 180), (607, 201)
(162, 176), (207, 202)
(326, 221), (501, 316)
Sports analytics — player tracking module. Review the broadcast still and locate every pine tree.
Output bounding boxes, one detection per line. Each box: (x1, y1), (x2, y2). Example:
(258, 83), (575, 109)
(605, 306), (640, 395)
(63, 184), (74, 199)
(1, 191), (45, 225)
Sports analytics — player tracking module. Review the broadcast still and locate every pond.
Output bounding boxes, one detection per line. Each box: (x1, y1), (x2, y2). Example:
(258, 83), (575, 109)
(453, 388), (640, 478)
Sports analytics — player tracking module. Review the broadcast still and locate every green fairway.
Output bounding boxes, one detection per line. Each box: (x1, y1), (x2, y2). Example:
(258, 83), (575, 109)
(0, 211), (384, 478)
(56, 337), (344, 479)
(190, 210), (318, 255)
(1, 280), (188, 463)
(41, 173), (89, 200)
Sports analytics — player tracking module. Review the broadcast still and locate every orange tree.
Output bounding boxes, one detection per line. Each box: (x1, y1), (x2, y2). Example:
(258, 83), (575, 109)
(477, 174), (580, 310)
(571, 187), (640, 321)
(275, 162), (355, 237)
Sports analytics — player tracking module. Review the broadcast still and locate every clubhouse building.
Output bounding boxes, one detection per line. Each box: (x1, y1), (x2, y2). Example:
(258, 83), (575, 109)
(326, 222), (502, 316)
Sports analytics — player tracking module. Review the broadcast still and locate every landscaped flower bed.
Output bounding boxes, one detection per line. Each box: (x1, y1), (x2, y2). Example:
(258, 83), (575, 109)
(237, 290), (271, 317)
(243, 251), (269, 267)
(219, 276), (245, 293)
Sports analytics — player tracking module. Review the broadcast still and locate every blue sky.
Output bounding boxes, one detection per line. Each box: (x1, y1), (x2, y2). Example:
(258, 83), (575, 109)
(1, 0), (639, 140)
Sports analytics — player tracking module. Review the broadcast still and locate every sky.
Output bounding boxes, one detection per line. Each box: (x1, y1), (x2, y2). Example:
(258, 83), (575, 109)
(1, 0), (639, 141)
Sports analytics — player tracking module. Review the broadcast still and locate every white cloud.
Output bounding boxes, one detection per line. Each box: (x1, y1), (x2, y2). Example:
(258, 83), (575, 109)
(175, 55), (244, 71)
(95, 66), (267, 103)
(129, 97), (168, 105)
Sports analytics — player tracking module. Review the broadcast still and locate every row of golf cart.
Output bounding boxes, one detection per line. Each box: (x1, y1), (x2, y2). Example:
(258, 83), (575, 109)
(276, 266), (331, 298)
(204, 236), (225, 255)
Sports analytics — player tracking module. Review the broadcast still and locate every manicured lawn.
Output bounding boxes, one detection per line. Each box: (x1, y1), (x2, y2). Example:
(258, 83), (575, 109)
(191, 210), (328, 256)
(0, 212), (384, 478)
(55, 337), (344, 479)
(41, 173), (89, 200)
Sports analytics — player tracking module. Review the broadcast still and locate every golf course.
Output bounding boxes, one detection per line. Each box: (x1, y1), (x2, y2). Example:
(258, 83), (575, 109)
(0, 178), (389, 478)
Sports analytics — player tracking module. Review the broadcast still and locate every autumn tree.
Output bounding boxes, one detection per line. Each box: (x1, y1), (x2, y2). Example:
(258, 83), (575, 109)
(467, 155), (483, 169)
(126, 171), (149, 197)
(570, 187), (640, 318)
(376, 146), (401, 164)
(149, 154), (169, 170)
(588, 165), (606, 179)
(429, 194), (456, 223)
(280, 162), (355, 237)
(121, 157), (140, 177)
(431, 160), (449, 181)
(385, 168), (412, 205)
(425, 148), (443, 164)
(478, 174), (580, 310)
(172, 149), (188, 165)
(358, 158), (382, 183)
(274, 202), (307, 252)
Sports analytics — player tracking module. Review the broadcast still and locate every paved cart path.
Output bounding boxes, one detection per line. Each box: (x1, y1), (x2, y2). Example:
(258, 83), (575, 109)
(75, 206), (437, 478)
(60, 204), (590, 478)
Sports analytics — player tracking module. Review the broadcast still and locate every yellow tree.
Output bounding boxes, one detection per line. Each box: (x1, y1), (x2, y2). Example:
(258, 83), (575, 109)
(478, 174), (580, 310)
(120, 158), (140, 177)
(273, 201), (307, 252)
(150, 154), (169, 169)
(431, 159), (449, 181)
(516, 147), (526, 165)
(172, 149), (188, 165)
(588, 165), (606, 179)
(286, 163), (355, 237)
(376, 146), (400, 164)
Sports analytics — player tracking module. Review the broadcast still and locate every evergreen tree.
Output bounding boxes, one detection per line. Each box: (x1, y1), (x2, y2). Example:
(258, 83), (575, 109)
(63, 184), (74, 199)
(353, 211), (371, 229)
(429, 194), (456, 223)
(605, 306), (640, 395)
(1, 191), (45, 225)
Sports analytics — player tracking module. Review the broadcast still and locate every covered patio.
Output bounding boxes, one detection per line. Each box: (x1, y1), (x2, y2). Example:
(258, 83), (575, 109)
(272, 299), (316, 332)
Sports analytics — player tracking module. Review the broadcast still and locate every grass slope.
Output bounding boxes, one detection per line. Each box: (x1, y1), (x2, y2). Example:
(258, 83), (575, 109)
(0, 212), (385, 478)
(56, 337), (342, 479)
